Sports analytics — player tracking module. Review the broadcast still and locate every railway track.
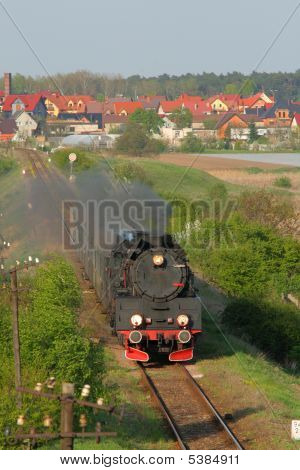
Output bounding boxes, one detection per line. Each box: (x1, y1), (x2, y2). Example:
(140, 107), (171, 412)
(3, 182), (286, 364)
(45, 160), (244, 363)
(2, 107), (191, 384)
(24, 149), (75, 240)
(138, 363), (244, 450)
(24, 149), (243, 451)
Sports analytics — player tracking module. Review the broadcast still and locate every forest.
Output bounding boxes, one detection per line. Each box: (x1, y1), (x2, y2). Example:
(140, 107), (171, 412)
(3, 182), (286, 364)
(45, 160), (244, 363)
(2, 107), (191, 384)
(1, 70), (300, 100)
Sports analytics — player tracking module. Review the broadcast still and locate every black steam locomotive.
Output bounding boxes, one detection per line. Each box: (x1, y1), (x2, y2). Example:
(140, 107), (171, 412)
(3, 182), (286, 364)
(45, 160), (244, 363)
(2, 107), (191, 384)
(81, 231), (202, 362)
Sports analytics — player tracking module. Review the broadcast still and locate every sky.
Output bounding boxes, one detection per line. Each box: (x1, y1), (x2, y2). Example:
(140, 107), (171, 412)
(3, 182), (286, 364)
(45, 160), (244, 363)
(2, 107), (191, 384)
(0, 0), (299, 77)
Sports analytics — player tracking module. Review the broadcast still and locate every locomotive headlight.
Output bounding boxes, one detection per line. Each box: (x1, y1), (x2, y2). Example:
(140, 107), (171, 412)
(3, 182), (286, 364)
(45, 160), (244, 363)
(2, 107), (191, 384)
(153, 254), (164, 266)
(177, 314), (189, 327)
(130, 313), (143, 327)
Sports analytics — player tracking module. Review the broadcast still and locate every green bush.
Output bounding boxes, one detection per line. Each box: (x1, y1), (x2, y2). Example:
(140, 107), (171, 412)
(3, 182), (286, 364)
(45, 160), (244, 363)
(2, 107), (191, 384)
(237, 189), (294, 229)
(207, 182), (228, 201)
(52, 148), (97, 173)
(0, 257), (106, 448)
(113, 160), (152, 186)
(186, 215), (300, 299)
(115, 123), (164, 156)
(0, 157), (15, 176)
(246, 167), (264, 174)
(273, 176), (292, 188)
(180, 133), (205, 153)
(222, 298), (300, 367)
(257, 135), (269, 144)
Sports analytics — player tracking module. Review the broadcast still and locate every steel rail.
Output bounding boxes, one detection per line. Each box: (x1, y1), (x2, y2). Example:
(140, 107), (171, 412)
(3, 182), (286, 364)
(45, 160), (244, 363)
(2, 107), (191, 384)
(137, 363), (187, 449)
(180, 364), (244, 450)
(138, 362), (244, 450)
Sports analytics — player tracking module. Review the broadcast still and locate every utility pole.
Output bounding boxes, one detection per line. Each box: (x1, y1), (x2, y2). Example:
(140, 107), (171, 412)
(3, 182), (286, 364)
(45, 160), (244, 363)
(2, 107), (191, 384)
(10, 268), (22, 408)
(15, 383), (118, 450)
(60, 383), (74, 450)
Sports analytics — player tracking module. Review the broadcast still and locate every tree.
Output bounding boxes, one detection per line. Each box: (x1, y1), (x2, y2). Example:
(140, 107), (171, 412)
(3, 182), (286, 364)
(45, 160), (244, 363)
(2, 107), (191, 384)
(170, 108), (192, 129)
(129, 108), (163, 134)
(241, 79), (255, 96)
(224, 83), (239, 94)
(180, 133), (205, 153)
(96, 93), (105, 102)
(115, 123), (164, 156)
(115, 123), (149, 156)
(249, 122), (258, 142)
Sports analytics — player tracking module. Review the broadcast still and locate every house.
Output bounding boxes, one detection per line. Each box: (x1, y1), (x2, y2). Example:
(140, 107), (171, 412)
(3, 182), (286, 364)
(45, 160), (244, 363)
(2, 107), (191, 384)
(183, 99), (212, 115)
(138, 95), (165, 110)
(113, 101), (143, 116)
(209, 94), (241, 113)
(46, 118), (99, 136)
(2, 94), (47, 119)
(58, 112), (102, 128)
(192, 113), (218, 130)
(262, 100), (300, 128)
(216, 112), (248, 139)
(44, 93), (93, 116)
(13, 111), (38, 139)
(86, 100), (115, 115)
(291, 113), (300, 129)
(158, 99), (181, 116)
(160, 126), (192, 146)
(0, 91), (5, 111)
(158, 94), (209, 117)
(241, 92), (274, 111)
(0, 118), (17, 141)
(102, 114), (129, 133)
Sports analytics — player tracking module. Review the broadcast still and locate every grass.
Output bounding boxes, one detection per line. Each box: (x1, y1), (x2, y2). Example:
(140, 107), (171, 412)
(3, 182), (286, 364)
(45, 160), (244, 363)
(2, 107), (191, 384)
(42, 348), (175, 450)
(192, 287), (300, 449)
(75, 349), (175, 450)
(108, 156), (241, 201)
(207, 167), (300, 193)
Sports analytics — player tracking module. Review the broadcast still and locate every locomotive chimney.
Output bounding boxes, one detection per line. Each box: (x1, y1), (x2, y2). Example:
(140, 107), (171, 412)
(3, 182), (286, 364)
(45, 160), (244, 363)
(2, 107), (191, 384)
(4, 72), (12, 97)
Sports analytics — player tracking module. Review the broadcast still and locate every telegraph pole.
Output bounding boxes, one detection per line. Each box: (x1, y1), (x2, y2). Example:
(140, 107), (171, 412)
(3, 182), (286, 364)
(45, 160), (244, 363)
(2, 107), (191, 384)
(10, 267), (22, 408)
(60, 383), (74, 450)
(15, 383), (118, 450)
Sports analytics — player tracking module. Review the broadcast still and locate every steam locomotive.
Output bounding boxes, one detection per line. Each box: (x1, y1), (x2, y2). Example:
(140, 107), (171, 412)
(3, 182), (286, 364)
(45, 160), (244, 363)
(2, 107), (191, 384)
(81, 231), (202, 362)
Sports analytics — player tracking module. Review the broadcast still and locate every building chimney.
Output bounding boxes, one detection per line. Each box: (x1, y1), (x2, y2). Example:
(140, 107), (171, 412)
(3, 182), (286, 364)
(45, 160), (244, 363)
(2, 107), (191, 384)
(4, 72), (12, 97)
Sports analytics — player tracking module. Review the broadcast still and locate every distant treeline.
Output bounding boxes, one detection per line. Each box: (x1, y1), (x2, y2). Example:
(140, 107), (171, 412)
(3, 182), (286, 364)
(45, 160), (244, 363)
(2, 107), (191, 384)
(1, 70), (300, 100)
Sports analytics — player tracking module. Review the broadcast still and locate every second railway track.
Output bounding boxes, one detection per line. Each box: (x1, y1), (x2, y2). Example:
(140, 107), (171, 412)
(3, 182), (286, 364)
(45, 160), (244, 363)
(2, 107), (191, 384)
(139, 363), (244, 450)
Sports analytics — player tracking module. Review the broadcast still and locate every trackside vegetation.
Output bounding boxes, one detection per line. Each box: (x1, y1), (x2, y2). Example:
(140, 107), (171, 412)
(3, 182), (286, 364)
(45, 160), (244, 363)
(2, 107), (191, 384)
(115, 157), (300, 370)
(0, 256), (106, 449)
(177, 205), (300, 369)
(0, 156), (16, 176)
(51, 148), (99, 173)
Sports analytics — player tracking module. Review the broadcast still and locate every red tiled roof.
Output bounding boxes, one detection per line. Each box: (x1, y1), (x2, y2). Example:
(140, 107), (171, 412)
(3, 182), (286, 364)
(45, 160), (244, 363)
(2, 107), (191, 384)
(192, 113), (218, 123)
(178, 93), (203, 103)
(209, 94), (241, 108)
(2, 94), (44, 112)
(103, 114), (129, 124)
(45, 93), (93, 111)
(183, 100), (211, 114)
(216, 112), (248, 129)
(293, 113), (300, 126)
(241, 93), (274, 108)
(159, 100), (182, 113)
(114, 101), (143, 115)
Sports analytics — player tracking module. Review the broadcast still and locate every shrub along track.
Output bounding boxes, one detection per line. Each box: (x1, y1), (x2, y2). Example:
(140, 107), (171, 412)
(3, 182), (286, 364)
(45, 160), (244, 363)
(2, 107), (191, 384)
(24, 149), (245, 450)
